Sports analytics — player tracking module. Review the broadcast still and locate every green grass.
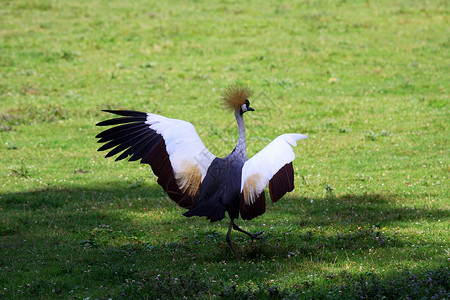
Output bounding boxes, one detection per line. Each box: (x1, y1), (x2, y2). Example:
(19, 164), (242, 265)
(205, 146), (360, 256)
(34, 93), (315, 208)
(1, 0), (449, 298)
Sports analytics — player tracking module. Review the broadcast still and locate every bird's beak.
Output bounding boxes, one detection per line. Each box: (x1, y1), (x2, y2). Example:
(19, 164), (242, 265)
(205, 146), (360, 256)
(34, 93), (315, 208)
(248, 107), (255, 112)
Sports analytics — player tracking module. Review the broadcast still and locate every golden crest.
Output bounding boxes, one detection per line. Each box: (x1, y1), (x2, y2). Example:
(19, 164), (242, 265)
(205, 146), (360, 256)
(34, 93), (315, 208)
(220, 83), (253, 111)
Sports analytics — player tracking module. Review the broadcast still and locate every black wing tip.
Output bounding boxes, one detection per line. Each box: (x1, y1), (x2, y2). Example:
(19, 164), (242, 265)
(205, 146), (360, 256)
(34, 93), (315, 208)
(96, 107), (148, 127)
(101, 110), (147, 116)
(96, 116), (147, 127)
(115, 154), (128, 162)
(96, 110), (147, 126)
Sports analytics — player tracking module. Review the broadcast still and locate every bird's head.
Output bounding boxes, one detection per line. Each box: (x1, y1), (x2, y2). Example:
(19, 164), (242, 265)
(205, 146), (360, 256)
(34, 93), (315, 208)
(221, 83), (255, 115)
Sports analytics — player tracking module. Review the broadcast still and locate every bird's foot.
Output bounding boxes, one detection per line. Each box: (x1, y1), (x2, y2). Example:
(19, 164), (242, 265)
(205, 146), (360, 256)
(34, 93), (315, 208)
(232, 221), (265, 240)
(246, 231), (264, 240)
(248, 231), (264, 240)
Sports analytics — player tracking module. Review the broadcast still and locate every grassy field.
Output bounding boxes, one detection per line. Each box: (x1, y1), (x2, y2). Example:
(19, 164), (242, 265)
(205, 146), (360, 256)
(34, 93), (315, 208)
(1, 0), (449, 298)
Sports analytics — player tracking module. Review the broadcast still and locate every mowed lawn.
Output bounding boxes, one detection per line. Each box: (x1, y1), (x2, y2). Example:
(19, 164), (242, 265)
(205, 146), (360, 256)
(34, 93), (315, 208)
(0, 0), (448, 298)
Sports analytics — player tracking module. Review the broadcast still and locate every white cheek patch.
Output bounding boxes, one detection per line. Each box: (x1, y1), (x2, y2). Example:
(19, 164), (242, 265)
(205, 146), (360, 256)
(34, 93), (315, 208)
(241, 104), (247, 112)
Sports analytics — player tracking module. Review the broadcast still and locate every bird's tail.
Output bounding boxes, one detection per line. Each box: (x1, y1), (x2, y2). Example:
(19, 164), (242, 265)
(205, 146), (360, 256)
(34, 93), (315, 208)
(183, 201), (226, 223)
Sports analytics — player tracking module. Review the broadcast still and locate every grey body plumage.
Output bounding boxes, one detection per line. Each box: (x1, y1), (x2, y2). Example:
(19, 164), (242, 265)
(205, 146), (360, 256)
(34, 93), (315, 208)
(184, 156), (243, 222)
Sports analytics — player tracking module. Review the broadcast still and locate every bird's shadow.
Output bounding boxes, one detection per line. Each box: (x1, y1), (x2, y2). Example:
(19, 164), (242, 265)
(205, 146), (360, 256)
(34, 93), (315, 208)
(1, 184), (448, 264)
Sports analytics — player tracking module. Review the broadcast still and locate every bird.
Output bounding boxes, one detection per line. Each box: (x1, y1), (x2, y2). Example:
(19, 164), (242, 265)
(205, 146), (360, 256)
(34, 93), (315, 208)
(96, 83), (308, 255)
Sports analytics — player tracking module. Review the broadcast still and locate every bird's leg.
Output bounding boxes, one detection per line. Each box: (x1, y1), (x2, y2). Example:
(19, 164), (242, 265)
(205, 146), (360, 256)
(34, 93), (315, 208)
(231, 220), (264, 240)
(226, 220), (237, 257)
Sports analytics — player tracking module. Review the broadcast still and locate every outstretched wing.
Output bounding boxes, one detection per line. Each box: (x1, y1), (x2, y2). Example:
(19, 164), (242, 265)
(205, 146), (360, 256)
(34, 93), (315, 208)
(96, 110), (216, 209)
(239, 133), (308, 220)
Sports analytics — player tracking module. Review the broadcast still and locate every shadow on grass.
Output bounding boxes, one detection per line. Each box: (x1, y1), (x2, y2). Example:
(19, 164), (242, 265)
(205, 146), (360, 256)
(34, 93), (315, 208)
(216, 266), (450, 299)
(1, 185), (448, 246)
(1, 185), (448, 258)
(282, 192), (448, 227)
(1, 184), (448, 298)
(0, 181), (166, 210)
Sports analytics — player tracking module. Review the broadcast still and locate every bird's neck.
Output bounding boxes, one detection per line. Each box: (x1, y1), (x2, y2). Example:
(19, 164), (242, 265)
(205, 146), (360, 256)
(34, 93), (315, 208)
(234, 110), (247, 160)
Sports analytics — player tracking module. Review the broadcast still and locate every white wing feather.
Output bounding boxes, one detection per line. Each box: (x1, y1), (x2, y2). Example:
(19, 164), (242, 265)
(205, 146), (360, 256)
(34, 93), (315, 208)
(240, 133), (308, 204)
(145, 114), (216, 181)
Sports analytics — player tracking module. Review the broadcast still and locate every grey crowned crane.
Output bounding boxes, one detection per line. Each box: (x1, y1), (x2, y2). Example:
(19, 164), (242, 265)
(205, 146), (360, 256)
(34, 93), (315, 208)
(96, 84), (307, 255)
